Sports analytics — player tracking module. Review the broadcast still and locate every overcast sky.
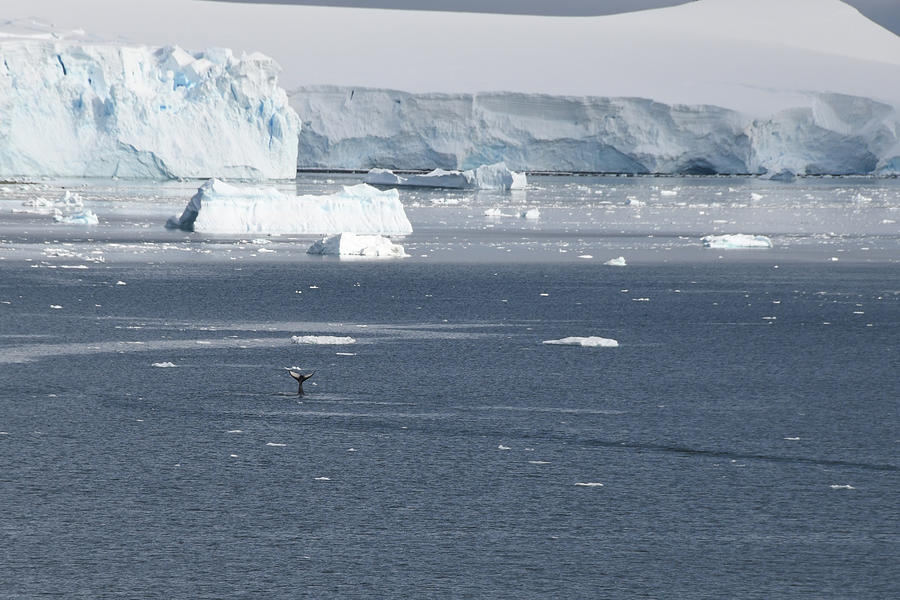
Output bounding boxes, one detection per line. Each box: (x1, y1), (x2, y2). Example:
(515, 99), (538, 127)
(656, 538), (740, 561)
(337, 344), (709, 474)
(211, 0), (900, 35)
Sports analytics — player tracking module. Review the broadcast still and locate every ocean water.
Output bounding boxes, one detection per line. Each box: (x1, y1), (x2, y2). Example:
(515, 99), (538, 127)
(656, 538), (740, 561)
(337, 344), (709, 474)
(0, 175), (898, 598)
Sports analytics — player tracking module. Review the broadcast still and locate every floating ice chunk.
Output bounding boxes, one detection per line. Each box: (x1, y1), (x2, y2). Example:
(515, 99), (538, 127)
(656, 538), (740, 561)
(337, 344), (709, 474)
(116, 280), (127, 285)
(750, 193), (764, 201)
(575, 482), (604, 487)
(151, 361), (177, 368)
(543, 336), (619, 348)
(290, 335), (356, 345)
(363, 162), (525, 190)
(765, 169), (797, 182)
(660, 189), (678, 197)
(604, 256), (627, 266)
(314, 476), (331, 481)
(266, 442), (286, 447)
(701, 234), (773, 248)
(578, 254), (593, 259)
(829, 484), (856, 490)
(498, 444), (511, 450)
(53, 209), (99, 225)
(306, 232), (407, 258)
(167, 179), (412, 235)
(521, 208), (540, 219)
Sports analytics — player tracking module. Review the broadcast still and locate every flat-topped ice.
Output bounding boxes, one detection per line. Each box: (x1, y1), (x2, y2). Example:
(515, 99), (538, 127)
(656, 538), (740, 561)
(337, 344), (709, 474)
(166, 178), (412, 235)
(364, 163), (526, 190)
(702, 234), (773, 249)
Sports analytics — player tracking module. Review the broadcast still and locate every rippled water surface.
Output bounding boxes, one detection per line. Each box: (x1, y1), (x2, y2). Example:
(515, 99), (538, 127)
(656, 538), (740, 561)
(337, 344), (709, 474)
(1, 175), (897, 598)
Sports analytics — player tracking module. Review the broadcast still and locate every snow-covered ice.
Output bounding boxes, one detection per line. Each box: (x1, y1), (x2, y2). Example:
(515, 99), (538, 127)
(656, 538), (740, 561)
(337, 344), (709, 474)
(167, 178), (412, 235)
(0, 31), (299, 179)
(306, 233), (407, 258)
(702, 234), (774, 249)
(53, 209), (98, 225)
(543, 337), (619, 348)
(364, 163), (526, 190)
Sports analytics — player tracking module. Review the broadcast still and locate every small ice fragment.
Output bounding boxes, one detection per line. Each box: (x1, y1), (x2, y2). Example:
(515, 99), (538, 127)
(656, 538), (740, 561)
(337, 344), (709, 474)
(347, 448), (357, 452)
(829, 257), (839, 262)
(829, 484), (856, 490)
(151, 361), (177, 368)
(539, 293), (549, 297)
(227, 430), (243, 433)
(291, 335), (356, 345)
(230, 454), (239, 458)
(335, 352), (357, 356)
(50, 304), (62, 309)
(266, 442), (286, 447)
(116, 281), (127, 286)
(660, 190), (678, 197)
(521, 208), (540, 219)
(543, 336), (618, 348)
(783, 437), (800, 441)
(750, 193), (763, 201)
(575, 482), (604, 487)
(314, 476), (331, 481)
(529, 461), (550, 465)
(578, 254), (593, 259)
(702, 234), (772, 249)
(498, 444), (511, 450)
(604, 256), (627, 267)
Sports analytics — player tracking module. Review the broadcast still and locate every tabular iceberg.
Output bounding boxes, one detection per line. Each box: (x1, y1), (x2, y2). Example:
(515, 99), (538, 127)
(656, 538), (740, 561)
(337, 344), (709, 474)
(0, 31), (300, 179)
(167, 178), (412, 235)
(293, 86), (900, 176)
(364, 162), (525, 190)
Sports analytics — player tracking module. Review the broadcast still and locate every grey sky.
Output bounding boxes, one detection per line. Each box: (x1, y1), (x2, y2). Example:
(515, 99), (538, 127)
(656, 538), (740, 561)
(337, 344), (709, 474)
(209, 0), (900, 35)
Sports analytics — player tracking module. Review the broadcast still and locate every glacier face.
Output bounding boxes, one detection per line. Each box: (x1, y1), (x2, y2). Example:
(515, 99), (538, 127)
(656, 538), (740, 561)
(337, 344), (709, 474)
(292, 86), (900, 175)
(0, 39), (300, 179)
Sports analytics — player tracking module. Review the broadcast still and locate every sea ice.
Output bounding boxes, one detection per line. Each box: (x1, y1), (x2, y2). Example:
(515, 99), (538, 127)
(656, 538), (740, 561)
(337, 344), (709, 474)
(604, 256), (627, 267)
(290, 335), (356, 345)
(520, 208), (540, 219)
(167, 178), (412, 235)
(363, 162), (526, 190)
(543, 336), (619, 348)
(53, 209), (98, 225)
(306, 232), (408, 258)
(701, 234), (773, 249)
(151, 362), (177, 368)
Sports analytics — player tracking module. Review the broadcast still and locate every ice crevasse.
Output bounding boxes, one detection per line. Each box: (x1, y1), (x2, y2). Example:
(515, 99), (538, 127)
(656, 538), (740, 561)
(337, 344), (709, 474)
(0, 39), (300, 179)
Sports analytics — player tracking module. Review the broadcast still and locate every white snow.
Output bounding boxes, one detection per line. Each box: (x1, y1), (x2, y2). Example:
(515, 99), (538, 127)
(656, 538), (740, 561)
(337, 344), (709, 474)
(702, 234), (774, 249)
(167, 178), (412, 235)
(363, 163), (526, 190)
(0, 30), (299, 179)
(290, 335), (356, 345)
(306, 233), (407, 258)
(543, 336), (619, 348)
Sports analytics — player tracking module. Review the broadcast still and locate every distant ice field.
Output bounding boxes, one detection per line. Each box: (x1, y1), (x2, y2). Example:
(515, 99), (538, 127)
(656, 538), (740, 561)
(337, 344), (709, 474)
(1, 174), (898, 266)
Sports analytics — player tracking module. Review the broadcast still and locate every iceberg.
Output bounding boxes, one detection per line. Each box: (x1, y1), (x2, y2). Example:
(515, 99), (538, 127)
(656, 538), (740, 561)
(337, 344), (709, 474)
(363, 163), (526, 190)
(701, 234), (773, 249)
(53, 209), (99, 225)
(543, 337), (619, 348)
(293, 86), (900, 176)
(166, 178), (412, 235)
(307, 233), (408, 258)
(0, 31), (300, 179)
(604, 257), (627, 267)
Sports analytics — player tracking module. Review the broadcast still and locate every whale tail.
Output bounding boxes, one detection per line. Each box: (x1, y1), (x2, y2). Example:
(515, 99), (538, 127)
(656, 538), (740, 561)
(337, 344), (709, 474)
(288, 370), (315, 395)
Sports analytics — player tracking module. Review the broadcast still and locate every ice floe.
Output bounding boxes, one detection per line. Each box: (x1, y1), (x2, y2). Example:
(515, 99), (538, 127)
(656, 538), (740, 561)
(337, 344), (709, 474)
(543, 336), (619, 348)
(702, 234), (773, 249)
(364, 162), (526, 190)
(306, 232), (408, 258)
(151, 362), (177, 368)
(604, 256), (627, 267)
(290, 335), (356, 345)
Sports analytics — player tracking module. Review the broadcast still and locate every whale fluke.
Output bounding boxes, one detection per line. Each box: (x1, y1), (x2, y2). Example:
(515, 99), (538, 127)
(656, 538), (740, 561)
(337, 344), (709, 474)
(288, 370), (315, 395)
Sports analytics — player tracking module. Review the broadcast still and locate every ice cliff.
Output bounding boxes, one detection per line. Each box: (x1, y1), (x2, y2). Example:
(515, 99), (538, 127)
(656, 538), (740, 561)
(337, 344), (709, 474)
(292, 87), (900, 176)
(0, 30), (300, 179)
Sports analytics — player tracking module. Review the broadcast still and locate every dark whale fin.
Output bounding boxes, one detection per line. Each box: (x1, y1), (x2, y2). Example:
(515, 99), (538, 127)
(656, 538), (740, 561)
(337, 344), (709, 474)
(288, 370), (315, 395)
